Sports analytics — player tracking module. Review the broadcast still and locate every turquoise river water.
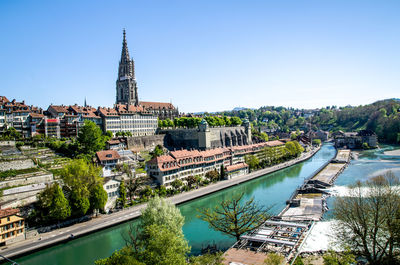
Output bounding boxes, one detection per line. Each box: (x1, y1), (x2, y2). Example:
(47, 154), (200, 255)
(12, 143), (400, 265)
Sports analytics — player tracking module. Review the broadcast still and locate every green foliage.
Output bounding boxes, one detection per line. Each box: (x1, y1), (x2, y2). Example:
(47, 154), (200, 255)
(245, 155), (259, 171)
(1, 127), (21, 140)
(61, 159), (105, 216)
(292, 256), (304, 265)
(205, 170), (219, 183)
(0, 167), (40, 180)
(77, 120), (106, 157)
(90, 183), (108, 212)
(95, 247), (144, 265)
(189, 252), (224, 265)
(139, 223), (190, 265)
(171, 179), (183, 191)
(263, 253), (285, 265)
(312, 139), (321, 146)
(35, 183), (71, 223)
(150, 145), (164, 159)
(362, 142), (370, 150)
(117, 181), (127, 207)
(323, 249), (356, 265)
(97, 196), (190, 265)
(198, 192), (271, 241)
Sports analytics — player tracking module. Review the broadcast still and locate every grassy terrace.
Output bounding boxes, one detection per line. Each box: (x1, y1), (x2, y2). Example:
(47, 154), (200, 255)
(0, 167), (41, 180)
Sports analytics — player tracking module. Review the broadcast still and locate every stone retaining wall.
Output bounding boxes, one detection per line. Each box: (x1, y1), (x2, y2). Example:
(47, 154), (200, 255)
(126, 134), (166, 151)
(0, 173), (53, 189)
(0, 159), (35, 171)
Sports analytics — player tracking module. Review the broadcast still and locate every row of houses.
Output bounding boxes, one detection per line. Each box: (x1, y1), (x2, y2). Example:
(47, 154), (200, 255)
(0, 96), (179, 139)
(147, 140), (286, 187)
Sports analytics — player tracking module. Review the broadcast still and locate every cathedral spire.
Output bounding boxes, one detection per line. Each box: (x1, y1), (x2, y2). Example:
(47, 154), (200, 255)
(116, 29), (139, 106)
(120, 28), (130, 63)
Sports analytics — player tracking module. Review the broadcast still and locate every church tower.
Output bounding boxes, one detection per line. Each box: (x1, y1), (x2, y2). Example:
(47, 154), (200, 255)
(116, 29), (139, 105)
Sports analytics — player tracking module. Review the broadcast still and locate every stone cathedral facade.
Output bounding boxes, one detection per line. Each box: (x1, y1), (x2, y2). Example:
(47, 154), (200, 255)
(115, 30), (179, 120)
(116, 29), (139, 106)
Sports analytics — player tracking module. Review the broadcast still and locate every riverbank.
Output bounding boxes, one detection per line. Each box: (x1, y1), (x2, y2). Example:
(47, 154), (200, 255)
(1, 146), (321, 261)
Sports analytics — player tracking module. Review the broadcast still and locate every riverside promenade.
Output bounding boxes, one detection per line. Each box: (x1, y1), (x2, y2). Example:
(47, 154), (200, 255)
(0, 146), (321, 260)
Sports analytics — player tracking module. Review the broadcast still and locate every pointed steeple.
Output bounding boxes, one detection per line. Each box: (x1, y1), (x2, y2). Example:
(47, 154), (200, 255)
(118, 29), (135, 80)
(84, 97), (87, 107)
(116, 29), (139, 106)
(120, 29), (130, 63)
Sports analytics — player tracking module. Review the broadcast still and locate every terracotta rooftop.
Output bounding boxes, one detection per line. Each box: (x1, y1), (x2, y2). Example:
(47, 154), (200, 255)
(140, 101), (176, 110)
(0, 96), (10, 105)
(265, 140), (285, 147)
(0, 208), (20, 218)
(30, 112), (44, 118)
(49, 105), (69, 113)
(96, 150), (121, 162)
(226, 162), (248, 172)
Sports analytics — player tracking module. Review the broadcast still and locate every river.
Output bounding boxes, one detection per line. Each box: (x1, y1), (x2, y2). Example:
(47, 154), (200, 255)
(14, 143), (397, 265)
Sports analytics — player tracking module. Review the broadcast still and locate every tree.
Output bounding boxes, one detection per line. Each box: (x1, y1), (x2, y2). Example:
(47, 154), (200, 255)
(77, 120), (106, 157)
(61, 159), (104, 216)
(198, 193), (271, 241)
(205, 170), (219, 183)
(220, 165), (226, 180)
(323, 249), (356, 265)
(95, 247), (144, 265)
(90, 183), (108, 212)
(263, 253), (284, 265)
(36, 183), (71, 223)
(245, 155), (259, 171)
(111, 196), (190, 265)
(122, 164), (145, 201)
(139, 224), (190, 265)
(171, 179), (183, 191)
(189, 252), (224, 265)
(332, 172), (400, 264)
(150, 145), (164, 159)
(312, 139), (321, 146)
(260, 132), (269, 142)
(118, 181), (127, 207)
(186, 175), (197, 189)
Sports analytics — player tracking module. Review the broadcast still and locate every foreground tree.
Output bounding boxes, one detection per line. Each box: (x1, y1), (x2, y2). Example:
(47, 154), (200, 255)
(99, 196), (190, 265)
(61, 159), (105, 216)
(35, 183), (71, 223)
(198, 193), (272, 241)
(333, 171), (400, 264)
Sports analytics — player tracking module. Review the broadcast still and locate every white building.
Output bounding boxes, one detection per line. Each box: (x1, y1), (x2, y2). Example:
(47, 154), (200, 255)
(103, 178), (121, 212)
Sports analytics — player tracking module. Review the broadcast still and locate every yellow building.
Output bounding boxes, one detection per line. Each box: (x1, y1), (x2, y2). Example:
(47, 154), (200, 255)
(0, 208), (25, 245)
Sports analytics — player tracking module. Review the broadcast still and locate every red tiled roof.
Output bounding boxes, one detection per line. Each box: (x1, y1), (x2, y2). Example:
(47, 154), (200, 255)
(265, 140), (285, 147)
(140, 101), (176, 110)
(96, 150), (121, 162)
(0, 208), (20, 218)
(115, 104), (145, 113)
(30, 113), (44, 118)
(0, 96), (10, 105)
(98, 107), (119, 117)
(49, 105), (69, 113)
(226, 162), (248, 172)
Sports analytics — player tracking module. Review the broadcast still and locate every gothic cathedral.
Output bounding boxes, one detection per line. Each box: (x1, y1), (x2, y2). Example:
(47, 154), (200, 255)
(116, 29), (139, 106)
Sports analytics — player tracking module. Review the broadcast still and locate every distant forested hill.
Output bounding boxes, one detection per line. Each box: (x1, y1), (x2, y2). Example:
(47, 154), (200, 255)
(214, 99), (400, 144)
(310, 99), (400, 143)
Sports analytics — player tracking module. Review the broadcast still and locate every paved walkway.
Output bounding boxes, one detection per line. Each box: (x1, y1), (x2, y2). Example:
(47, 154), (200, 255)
(0, 146), (321, 260)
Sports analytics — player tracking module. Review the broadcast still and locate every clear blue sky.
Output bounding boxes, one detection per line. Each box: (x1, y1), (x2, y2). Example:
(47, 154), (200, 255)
(1, 0), (399, 113)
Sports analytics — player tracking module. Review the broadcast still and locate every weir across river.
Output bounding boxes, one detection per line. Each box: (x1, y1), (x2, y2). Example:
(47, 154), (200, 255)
(223, 149), (351, 265)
